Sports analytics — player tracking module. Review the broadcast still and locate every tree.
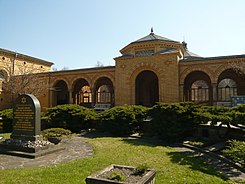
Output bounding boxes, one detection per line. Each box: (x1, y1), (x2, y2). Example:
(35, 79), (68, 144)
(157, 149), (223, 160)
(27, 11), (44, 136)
(95, 61), (104, 67)
(0, 55), (49, 106)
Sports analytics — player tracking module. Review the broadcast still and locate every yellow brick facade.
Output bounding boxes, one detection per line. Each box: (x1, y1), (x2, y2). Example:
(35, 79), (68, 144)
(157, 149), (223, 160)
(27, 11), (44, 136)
(0, 31), (245, 111)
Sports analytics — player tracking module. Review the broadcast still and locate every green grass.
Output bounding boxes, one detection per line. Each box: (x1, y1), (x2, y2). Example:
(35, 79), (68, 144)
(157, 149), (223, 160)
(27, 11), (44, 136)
(0, 137), (234, 184)
(0, 133), (10, 142)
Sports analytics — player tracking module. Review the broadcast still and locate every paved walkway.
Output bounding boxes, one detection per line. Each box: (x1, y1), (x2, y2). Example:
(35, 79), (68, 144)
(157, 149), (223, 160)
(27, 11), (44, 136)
(0, 136), (93, 169)
(174, 144), (245, 183)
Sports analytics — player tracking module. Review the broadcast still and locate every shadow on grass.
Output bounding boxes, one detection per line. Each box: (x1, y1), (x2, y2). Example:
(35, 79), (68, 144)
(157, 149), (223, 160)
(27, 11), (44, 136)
(167, 151), (229, 181)
(121, 136), (166, 147)
(122, 137), (230, 181)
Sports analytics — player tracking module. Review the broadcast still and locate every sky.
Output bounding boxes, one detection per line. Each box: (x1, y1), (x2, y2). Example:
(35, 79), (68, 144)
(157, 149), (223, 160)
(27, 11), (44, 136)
(0, 0), (245, 70)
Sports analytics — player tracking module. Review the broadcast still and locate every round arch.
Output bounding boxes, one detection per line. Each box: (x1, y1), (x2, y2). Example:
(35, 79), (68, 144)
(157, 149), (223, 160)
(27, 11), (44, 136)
(128, 63), (163, 105)
(180, 66), (215, 85)
(217, 68), (245, 102)
(52, 80), (69, 106)
(93, 77), (114, 105)
(135, 70), (159, 106)
(183, 71), (212, 104)
(72, 78), (92, 107)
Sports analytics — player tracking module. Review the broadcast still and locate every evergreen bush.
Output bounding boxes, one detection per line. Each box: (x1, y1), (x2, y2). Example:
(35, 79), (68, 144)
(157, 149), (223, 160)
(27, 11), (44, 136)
(99, 105), (148, 136)
(146, 102), (198, 142)
(42, 128), (72, 138)
(222, 140), (245, 169)
(43, 104), (97, 132)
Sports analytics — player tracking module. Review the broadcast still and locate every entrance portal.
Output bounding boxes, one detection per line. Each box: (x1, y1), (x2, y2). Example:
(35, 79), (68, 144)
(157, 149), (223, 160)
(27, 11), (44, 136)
(135, 70), (159, 106)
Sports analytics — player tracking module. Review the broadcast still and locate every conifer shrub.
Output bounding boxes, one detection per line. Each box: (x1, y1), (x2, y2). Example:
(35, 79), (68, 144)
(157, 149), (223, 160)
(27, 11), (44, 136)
(145, 102), (198, 142)
(98, 105), (148, 136)
(42, 128), (72, 139)
(43, 104), (97, 132)
(222, 140), (245, 169)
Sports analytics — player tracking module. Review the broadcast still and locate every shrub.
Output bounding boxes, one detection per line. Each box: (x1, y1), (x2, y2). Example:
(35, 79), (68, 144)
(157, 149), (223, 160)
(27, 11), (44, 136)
(42, 128), (72, 139)
(228, 109), (245, 126)
(43, 104), (97, 132)
(232, 104), (245, 112)
(0, 109), (13, 133)
(146, 102), (198, 142)
(98, 105), (148, 136)
(222, 140), (245, 169)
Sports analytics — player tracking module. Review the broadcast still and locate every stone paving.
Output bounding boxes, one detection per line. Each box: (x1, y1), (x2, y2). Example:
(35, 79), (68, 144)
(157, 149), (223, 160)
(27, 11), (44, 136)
(0, 135), (93, 169)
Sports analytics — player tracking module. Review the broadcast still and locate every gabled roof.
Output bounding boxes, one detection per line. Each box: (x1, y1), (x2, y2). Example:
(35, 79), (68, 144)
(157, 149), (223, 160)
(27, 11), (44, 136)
(0, 48), (53, 66)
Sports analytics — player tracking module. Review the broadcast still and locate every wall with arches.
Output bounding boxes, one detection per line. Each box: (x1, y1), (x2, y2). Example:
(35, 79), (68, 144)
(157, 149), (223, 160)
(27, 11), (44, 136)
(179, 58), (245, 104)
(115, 53), (180, 106)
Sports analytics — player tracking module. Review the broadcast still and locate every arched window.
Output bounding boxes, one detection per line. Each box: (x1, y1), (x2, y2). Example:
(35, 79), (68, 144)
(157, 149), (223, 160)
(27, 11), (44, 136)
(80, 85), (92, 103)
(94, 77), (114, 105)
(218, 79), (237, 101)
(191, 80), (209, 102)
(97, 85), (110, 103)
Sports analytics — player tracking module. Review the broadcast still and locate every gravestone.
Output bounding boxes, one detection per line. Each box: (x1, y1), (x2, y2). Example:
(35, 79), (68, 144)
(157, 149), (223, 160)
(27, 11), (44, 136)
(0, 94), (65, 158)
(11, 94), (41, 141)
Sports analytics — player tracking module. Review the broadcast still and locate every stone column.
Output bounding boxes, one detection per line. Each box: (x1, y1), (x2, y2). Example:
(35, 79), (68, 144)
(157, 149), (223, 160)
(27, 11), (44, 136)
(212, 83), (217, 105)
(91, 88), (95, 107)
(68, 90), (73, 104)
(179, 84), (184, 102)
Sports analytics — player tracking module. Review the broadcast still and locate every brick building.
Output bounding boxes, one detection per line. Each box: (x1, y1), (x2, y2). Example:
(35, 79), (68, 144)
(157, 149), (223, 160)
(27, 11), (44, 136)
(0, 30), (245, 111)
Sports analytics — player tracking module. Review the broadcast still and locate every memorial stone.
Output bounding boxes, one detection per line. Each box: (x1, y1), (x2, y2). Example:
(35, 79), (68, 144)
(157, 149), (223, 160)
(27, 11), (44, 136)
(11, 94), (41, 141)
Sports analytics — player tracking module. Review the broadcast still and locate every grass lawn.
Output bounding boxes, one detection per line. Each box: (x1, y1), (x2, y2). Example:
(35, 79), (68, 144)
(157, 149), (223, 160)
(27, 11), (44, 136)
(0, 133), (10, 142)
(0, 137), (234, 184)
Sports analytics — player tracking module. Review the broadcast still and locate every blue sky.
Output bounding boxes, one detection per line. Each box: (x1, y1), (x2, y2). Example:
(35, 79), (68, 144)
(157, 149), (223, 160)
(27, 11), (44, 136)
(0, 0), (245, 70)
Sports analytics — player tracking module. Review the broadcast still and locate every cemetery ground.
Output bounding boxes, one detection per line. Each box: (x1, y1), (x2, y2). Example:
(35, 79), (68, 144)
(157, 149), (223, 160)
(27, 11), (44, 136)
(0, 132), (240, 184)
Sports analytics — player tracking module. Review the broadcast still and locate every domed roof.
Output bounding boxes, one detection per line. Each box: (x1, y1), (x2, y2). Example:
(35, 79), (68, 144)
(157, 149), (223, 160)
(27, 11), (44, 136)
(131, 28), (179, 44)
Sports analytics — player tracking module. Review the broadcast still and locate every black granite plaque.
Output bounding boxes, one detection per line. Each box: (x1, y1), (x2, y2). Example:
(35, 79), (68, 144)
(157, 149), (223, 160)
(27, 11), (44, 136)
(11, 94), (41, 141)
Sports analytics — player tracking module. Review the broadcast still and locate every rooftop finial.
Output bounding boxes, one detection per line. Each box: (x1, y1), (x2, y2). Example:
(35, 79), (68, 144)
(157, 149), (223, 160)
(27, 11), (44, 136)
(151, 27), (153, 34)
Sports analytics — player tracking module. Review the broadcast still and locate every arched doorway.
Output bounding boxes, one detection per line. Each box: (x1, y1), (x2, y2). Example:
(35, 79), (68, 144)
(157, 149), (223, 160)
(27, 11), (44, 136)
(94, 77), (114, 106)
(73, 79), (92, 107)
(53, 80), (69, 105)
(184, 71), (212, 104)
(135, 70), (159, 106)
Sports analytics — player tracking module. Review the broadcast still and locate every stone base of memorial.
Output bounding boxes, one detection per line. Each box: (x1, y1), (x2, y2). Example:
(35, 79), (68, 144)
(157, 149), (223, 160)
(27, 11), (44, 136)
(0, 137), (65, 158)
